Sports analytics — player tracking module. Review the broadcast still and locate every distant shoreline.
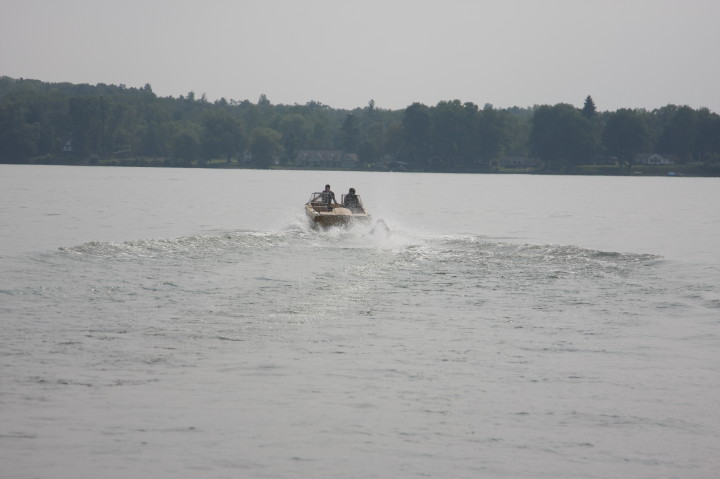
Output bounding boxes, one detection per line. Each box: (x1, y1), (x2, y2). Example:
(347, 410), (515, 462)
(5, 159), (719, 177)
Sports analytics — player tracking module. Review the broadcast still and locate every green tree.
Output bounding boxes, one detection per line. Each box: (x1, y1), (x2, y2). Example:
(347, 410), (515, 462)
(529, 103), (597, 169)
(502, 107), (533, 157)
(136, 121), (175, 159)
(341, 114), (360, 152)
(400, 102), (431, 170)
(430, 100), (472, 169)
(696, 108), (720, 163)
(172, 129), (201, 166)
(69, 96), (111, 158)
(200, 112), (244, 162)
(582, 95), (597, 118)
(657, 106), (698, 163)
(358, 122), (386, 165)
(275, 114), (311, 164)
(248, 127), (284, 168)
(602, 109), (650, 166)
(0, 102), (42, 162)
(476, 103), (507, 162)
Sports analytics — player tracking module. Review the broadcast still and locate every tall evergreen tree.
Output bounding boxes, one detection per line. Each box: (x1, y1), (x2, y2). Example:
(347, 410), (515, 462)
(582, 95), (597, 118)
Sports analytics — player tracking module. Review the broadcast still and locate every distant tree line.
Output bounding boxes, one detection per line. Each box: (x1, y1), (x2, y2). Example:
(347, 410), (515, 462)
(2, 77), (720, 174)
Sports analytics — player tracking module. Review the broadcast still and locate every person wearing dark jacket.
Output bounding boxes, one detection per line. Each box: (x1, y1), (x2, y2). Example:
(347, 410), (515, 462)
(344, 187), (361, 212)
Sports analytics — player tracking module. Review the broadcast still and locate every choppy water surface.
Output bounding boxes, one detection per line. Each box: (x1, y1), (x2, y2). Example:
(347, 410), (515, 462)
(1, 166), (719, 478)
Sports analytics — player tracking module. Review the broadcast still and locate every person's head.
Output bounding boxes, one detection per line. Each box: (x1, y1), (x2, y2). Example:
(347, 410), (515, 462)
(349, 188), (355, 194)
(324, 184), (331, 191)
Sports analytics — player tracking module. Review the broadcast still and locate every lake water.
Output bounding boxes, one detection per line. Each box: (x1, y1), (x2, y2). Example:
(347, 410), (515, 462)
(1, 165), (719, 478)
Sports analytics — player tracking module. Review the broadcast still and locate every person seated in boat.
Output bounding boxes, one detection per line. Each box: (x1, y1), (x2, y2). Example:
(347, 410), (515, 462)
(344, 187), (362, 212)
(319, 184), (338, 211)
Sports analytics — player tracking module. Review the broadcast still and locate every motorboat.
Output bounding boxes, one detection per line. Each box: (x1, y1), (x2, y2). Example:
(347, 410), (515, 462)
(305, 191), (372, 228)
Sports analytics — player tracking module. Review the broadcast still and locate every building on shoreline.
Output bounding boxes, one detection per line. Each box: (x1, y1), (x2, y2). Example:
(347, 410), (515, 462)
(294, 150), (358, 169)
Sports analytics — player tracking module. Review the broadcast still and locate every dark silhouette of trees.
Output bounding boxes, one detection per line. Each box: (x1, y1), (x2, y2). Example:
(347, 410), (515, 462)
(248, 127), (283, 168)
(1, 77), (720, 174)
(400, 102), (432, 170)
(275, 114), (311, 165)
(657, 106), (699, 163)
(201, 112), (244, 162)
(172, 129), (200, 166)
(602, 109), (650, 166)
(341, 114), (359, 152)
(582, 95), (597, 118)
(529, 104), (597, 170)
(697, 108), (720, 164)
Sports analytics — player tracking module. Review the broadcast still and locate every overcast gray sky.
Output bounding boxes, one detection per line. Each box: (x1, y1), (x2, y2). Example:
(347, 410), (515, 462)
(2, 0), (719, 112)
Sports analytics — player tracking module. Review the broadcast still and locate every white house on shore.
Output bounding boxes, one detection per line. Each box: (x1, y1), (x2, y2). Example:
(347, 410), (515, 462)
(634, 153), (678, 165)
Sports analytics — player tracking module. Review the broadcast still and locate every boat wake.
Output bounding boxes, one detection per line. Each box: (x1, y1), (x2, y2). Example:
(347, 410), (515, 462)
(55, 220), (662, 280)
(367, 219), (392, 238)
